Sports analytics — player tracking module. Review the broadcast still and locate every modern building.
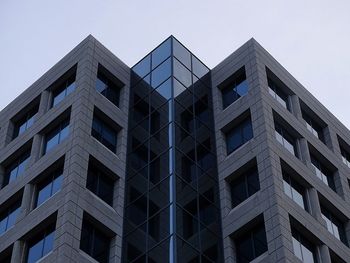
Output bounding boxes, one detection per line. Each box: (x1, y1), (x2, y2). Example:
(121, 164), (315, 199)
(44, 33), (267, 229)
(0, 35), (349, 263)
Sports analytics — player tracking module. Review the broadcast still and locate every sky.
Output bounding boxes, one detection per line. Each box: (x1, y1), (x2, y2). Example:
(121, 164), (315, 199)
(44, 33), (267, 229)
(1, 0), (349, 127)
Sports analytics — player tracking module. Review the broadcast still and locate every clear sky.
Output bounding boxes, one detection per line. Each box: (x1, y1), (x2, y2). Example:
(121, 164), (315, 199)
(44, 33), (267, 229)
(1, 0), (349, 127)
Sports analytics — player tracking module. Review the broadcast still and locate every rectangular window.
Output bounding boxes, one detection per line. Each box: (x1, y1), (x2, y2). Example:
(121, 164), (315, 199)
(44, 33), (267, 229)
(310, 155), (335, 191)
(275, 122), (297, 156)
(282, 172), (307, 210)
(321, 207), (347, 245)
(91, 115), (118, 153)
(302, 110), (325, 142)
(340, 146), (350, 169)
(234, 222), (268, 263)
(220, 67), (248, 109)
(230, 166), (260, 208)
(292, 228), (316, 263)
(225, 116), (253, 154)
(51, 74), (76, 108)
(96, 66), (123, 107)
(27, 225), (55, 263)
(13, 105), (39, 139)
(35, 169), (63, 207)
(87, 161), (115, 206)
(80, 219), (111, 263)
(44, 119), (69, 154)
(0, 200), (21, 235)
(268, 77), (289, 110)
(3, 151), (30, 188)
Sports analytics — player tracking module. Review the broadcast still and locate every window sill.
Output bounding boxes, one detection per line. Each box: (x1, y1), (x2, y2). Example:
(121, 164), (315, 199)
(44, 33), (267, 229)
(79, 250), (100, 263)
(229, 192), (259, 215)
(225, 139), (253, 159)
(222, 95), (246, 112)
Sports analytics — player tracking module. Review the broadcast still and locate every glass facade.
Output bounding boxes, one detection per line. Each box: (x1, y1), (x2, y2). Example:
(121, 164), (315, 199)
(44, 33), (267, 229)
(122, 36), (223, 262)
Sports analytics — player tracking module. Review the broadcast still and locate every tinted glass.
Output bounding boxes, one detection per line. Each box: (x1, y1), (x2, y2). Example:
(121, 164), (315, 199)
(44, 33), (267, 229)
(226, 117), (253, 154)
(192, 56), (209, 78)
(151, 58), (171, 88)
(152, 38), (171, 69)
(174, 58), (192, 88)
(27, 239), (44, 263)
(133, 55), (151, 78)
(173, 39), (191, 69)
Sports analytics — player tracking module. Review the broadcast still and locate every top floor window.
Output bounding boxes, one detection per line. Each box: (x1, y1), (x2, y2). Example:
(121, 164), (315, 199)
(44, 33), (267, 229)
(96, 65), (123, 107)
(220, 67), (248, 109)
(50, 67), (76, 108)
(13, 104), (39, 139)
(268, 77), (289, 110)
(225, 115), (253, 155)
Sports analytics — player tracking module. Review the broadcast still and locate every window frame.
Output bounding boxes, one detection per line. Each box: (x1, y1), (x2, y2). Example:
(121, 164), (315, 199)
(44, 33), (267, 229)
(51, 73), (76, 108)
(26, 225), (55, 263)
(3, 151), (30, 188)
(291, 228), (317, 263)
(96, 66), (123, 107)
(35, 169), (63, 208)
(43, 118), (70, 155)
(275, 122), (298, 157)
(0, 200), (21, 235)
(91, 114), (119, 153)
(225, 116), (253, 155)
(282, 172), (308, 211)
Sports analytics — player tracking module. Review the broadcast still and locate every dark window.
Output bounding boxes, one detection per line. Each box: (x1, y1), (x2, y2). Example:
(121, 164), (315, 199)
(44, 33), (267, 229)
(275, 122), (297, 156)
(235, 222), (268, 263)
(225, 116), (253, 154)
(310, 155), (335, 190)
(302, 111), (324, 142)
(230, 166), (260, 208)
(321, 207), (347, 245)
(268, 77), (289, 110)
(221, 67), (248, 108)
(87, 163), (115, 206)
(96, 67), (123, 107)
(51, 74), (76, 107)
(3, 151), (30, 188)
(36, 169), (63, 207)
(13, 105), (39, 139)
(282, 172), (307, 210)
(91, 115), (118, 153)
(80, 219), (110, 263)
(44, 119), (69, 154)
(27, 225), (55, 263)
(0, 200), (21, 235)
(340, 146), (350, 169)
(292, 228), (316, 263)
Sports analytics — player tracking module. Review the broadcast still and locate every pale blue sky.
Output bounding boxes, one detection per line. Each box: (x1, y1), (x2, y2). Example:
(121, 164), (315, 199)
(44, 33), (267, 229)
(1, 0), (349, 127)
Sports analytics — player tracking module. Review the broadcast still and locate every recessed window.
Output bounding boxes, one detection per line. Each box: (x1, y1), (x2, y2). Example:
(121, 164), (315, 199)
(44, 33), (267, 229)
(292, 228), (316, 263)
(50, 68), (76, 108)
(268, 77), (290, 110)
(44, 118), (69, 154)
(3, 151), (30, 188)
(87, 159), (116, 206)
(321, 206), (347, 245)
(0, 200), (21, 235)
(225, 115), (253, 154)
(220, 67), (248, 108)
(338, 136), (350, 169)
(91, 113), (119, 153)
(310, 155), (335, 191)
(229, 164), (260, 208)
(301, 105), (326, 144)
(340, 147), (350, 169)
(96, 65), (123, 107)
(35, 168), (63, 207)
(12, 104), (39, 139)
(275, 122), (298, 157)
(80, 217), (111, 263)
(26, 225), (55, 263)
(282, 171), (307, 210)
(234, 221), (268, 263)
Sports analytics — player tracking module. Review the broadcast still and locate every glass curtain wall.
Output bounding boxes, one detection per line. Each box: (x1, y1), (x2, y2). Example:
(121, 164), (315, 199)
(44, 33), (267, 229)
(122, 36), (223, 263)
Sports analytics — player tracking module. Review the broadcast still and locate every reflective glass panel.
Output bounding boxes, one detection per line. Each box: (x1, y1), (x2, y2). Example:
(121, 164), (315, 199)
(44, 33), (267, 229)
(151, 58), (172, 88)
(152, 38), (171, 69)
